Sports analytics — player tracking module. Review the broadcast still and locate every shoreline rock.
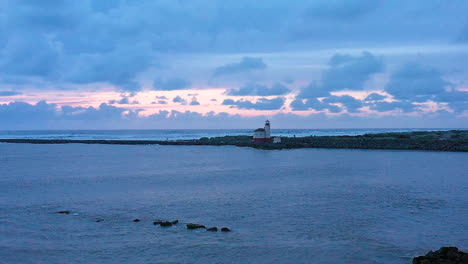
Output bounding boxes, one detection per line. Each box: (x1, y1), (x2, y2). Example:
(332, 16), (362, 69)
(413, 247), (468, 264)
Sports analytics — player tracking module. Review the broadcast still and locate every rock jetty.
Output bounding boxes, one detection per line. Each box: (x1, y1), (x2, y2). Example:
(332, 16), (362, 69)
(413, 247), (468, 264)
(2, 130), (467, 152)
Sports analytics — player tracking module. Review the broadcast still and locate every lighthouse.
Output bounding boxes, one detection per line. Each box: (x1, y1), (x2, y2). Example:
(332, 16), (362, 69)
(253, 120), (273, 143)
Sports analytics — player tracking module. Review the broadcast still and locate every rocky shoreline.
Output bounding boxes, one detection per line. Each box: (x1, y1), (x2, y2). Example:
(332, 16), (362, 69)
(413, 247), (468, 264)
(0, 130), (467, 152)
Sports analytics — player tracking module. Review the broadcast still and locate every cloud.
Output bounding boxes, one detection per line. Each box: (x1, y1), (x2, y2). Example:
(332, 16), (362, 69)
(457, 22), (468, 42)
(151, 100), (168, 105)
(321, 51), (384, 91)
(226, 82), (290, 96)
(109, 96), (139, 105)
(364, 93), (387, 101)
(382, 63), (468, 113)
(153, 77), (191, 91)
(292, 51), (382, 113)
(0, 91), (22, 96)
(304, 0), (379, 21)
(290, 98), (341, 113)
(189, 97), (200, 105)
(155, 95), (168, 99)
(0, 100), (466, 130)
(434, 90), (468, 113)
(173, 95), (187, 104)
(222, 97), (285, 110)
(368, 101), (416, 113)
(297, 81), (331, 99)
(298, 51), (383, 99)
(0, 100), (134, 129)
(214, 57), (267, 76)
(385, 63), (447, 102)
(64, 43), (152, 91)
(323, 95), (363, 113)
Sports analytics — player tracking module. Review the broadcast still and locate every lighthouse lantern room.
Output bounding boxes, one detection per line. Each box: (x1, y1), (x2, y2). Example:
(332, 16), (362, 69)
(253, 120), (273, 143)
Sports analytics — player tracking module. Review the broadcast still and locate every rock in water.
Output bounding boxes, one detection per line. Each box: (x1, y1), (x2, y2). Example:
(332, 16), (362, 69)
(186, 223), (206, 229)
(56, 210), (71, 214)
(95, 218), (104, 222)
(171, 220), (179, 225)
(133, 219), (141, 222)
(207, 227), (218, 232)
(221, 227), (231, 232)
(413, 247), (468, 264)
(153, 220), (164, 225)
(159, 221), (173, 227)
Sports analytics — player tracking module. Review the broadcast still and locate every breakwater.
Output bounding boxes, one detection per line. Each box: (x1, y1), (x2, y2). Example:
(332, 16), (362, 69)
(1, 130), (467, 152)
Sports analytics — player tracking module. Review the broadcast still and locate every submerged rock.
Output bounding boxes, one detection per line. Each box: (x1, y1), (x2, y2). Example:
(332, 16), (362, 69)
(413, 247), (468, 264)
(56, 210), (71, 214)
(207, 227), (218, 232)
(133, 219), (141, 222)
(186, 223), (206, 229)
(221, 227), (231, 232)
(95, 218), (104, 222)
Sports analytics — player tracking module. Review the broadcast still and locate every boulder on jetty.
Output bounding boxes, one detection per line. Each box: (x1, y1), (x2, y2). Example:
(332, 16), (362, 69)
(186, 223), (206, 229)
(221, 227), (231, 232)
(56, 210), (71, 214)
(413, 247), (468, 264)
(133, 219), (141, 222)
(207, 227), (218, 232)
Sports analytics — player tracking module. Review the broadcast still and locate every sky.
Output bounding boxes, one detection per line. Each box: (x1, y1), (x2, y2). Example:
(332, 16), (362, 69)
(0, 0), (467, 129)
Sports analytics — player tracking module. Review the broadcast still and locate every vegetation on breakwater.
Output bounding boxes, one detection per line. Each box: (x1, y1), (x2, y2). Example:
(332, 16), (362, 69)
(1, 130), (467, 152)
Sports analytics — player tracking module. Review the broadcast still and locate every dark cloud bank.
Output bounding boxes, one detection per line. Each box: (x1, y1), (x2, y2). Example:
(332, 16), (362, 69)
(0, 0), (466, 91)
(0, 100), (464, 130)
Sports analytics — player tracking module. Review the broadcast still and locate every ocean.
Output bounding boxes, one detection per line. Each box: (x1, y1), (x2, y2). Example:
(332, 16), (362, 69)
(0, 142), (467, 264)
(0, 128), (455, 141)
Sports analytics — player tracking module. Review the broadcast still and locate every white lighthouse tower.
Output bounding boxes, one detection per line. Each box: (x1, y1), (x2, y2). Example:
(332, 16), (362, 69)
(264, 120), (271, 138)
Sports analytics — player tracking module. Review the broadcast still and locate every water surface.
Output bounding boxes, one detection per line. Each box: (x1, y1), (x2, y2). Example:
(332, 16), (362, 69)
(0, 143), (467, 264)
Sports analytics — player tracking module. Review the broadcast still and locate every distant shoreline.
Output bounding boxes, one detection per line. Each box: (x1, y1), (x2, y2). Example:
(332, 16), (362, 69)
(0, 130), (467, 152)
